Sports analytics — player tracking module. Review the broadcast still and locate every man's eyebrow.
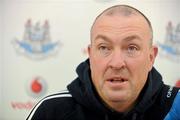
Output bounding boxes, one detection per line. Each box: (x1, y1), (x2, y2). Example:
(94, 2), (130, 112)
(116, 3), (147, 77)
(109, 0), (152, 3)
(94, 35), (111, 43)
(123, 35), (141, 42)
(94, 35), (141, 42)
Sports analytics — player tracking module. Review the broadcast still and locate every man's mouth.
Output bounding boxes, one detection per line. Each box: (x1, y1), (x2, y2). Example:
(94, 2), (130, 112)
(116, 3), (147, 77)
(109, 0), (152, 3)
(107, 78), (128, 83)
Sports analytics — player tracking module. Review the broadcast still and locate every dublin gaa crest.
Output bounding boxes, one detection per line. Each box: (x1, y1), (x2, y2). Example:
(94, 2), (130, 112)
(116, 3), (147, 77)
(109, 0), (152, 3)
(13, 19), (61, 60)
(158, 21), (180, 62)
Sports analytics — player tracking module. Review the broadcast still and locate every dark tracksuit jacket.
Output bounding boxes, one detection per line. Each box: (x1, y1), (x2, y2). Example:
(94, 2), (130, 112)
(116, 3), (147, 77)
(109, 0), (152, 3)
(27, 59), (180, 120)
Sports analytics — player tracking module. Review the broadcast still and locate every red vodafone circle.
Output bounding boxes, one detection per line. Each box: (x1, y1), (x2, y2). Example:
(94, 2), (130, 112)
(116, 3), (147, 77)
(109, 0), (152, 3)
(26, 76), (47, 98)
(31, 79), (42, 93)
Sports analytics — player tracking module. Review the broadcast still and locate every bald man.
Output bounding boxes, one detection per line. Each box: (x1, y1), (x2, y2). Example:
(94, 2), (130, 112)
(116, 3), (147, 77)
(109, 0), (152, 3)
(27, 5), (179, 120)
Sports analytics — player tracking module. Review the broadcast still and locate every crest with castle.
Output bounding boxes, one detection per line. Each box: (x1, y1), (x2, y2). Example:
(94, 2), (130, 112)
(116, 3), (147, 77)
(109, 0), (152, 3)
(24, 19), (53, 52)
(158, 21), (180, 61)
(13, 19), (60, 59)
(164, 21), (180, 55)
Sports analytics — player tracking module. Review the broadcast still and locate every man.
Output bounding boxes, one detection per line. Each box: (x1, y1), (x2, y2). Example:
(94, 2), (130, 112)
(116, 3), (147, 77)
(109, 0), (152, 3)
(27, 5), (180, 120)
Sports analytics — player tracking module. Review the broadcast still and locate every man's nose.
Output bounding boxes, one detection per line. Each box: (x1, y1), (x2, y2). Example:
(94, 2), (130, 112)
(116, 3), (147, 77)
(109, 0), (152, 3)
(108, 50), (126, 69)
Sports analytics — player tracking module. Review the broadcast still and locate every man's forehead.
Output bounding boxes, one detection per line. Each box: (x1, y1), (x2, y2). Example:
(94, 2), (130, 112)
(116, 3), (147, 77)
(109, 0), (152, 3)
(93, 15), (149, 33)
(91, 15), (152, 45)
(90, 5), (153, 45)
(102, 6), (138, 17)
(92, 5), (152, 32)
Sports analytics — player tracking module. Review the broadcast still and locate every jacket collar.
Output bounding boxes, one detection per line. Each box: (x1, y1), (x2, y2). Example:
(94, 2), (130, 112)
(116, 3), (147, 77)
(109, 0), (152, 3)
(68, 59), (164, 117)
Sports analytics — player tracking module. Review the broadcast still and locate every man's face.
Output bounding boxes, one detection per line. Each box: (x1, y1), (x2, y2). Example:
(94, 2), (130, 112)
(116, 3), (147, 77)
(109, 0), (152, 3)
(88, 15), (157, 112)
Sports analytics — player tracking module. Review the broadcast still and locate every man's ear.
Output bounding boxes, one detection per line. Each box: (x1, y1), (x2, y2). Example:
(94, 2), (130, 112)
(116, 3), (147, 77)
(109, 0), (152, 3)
(88, 44), (91, 57)
(149, 46), (158, 69)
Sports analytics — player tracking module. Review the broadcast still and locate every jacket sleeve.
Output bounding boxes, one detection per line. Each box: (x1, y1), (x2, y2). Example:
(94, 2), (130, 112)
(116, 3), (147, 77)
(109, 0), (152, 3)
(164, 90), (180, 120)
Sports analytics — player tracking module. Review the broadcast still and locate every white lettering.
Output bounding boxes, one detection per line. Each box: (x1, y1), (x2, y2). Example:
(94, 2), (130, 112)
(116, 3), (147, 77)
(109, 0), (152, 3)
(167, 86), (173, 98)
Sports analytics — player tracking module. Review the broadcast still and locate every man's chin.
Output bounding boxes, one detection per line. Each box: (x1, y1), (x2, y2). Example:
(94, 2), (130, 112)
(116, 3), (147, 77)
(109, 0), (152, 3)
(106, 93), (128, 103)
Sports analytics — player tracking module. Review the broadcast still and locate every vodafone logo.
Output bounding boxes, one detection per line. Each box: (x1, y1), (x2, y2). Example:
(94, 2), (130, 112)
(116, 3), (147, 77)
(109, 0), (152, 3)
(26, 76), (48, 98)
(10, 77), (47, 110)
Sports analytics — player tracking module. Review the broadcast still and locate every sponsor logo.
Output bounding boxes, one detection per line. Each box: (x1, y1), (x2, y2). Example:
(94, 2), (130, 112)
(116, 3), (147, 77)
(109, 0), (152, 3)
(158, 21), (180, 62)
(11, 101), (36, 110)
(166, 86), (173, 98)
(26, 76), (48, 98)
(12, 19), (61, 60)
(10, 76), (47, 110)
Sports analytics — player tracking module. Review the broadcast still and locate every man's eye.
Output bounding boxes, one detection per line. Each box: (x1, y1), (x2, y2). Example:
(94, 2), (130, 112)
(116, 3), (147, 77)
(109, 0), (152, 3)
(99, 46), (108, 51)
(128, 45), (138, 52)
(126, 45), (140, 57)
(98, 45), (111, 56)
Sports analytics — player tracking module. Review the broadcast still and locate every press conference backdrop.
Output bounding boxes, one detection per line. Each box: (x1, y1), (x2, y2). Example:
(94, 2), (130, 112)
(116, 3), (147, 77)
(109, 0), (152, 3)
(1, 0), (180, 119)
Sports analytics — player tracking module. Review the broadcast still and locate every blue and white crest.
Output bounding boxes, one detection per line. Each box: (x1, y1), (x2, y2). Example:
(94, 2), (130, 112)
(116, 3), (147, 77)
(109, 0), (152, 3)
(13, 19), (61, 60)
(158, 21), (180, 62)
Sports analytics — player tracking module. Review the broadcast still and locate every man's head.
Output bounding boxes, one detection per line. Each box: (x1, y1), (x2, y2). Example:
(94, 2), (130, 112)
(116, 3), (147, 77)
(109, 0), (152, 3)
(88, 5), (158, 112)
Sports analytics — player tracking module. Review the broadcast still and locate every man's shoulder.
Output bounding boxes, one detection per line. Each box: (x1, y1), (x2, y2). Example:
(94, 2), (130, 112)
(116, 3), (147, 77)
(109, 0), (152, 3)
(158, 85), (179, 107)
(27, 90), (76, 120)
(41, 90), (73, 106)
(143, 85), (179, 120)
(38, 90), (77, 111)
(164, 89), (180, 120)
